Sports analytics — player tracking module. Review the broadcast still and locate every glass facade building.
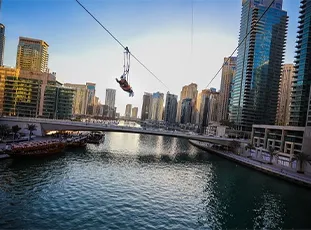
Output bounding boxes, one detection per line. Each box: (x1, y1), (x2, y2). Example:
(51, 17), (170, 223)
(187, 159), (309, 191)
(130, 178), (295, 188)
(43, 81), (75, 119)
(290, 0), (311, 127)
(150, 92), (164, 121)
(164, 92), (178, 124)
(229, 0), (288, 131)
(2, 76), (41, 117)
(218, 57), (237, 122)
(86, 82), (96, 115)
(0, 24), (5, 67)
(181, 98), (192, 124)
(141, 92), (152, 120)
(16, 37), (49, 73)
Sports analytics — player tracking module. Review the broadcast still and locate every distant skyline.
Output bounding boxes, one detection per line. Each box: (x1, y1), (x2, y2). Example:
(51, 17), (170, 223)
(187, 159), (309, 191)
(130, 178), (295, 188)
(1, 0), (300, 113)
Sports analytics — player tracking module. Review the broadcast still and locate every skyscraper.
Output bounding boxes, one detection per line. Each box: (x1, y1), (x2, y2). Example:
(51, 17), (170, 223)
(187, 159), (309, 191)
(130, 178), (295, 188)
(0, 24), (5, 66)
(64, 83), (88, 115)
(0, 67), (20, 115)
(141, 92), (152, 120)
(229, 0), (288, 131)
(132, 107), (138, 119)
(105, 88), (116, 108)
(16, 37), (49, 72)
(177, 83), (198, 123)
(290, 0), (311, 127)
(164, 92), (178, 124)
(218, 57), (237, 122)
(125, 104), (132, 118)
(181, 98), (193, 124)
(105, 88), (116, 118)
(43, 82), (75, 120)
(86, 82), (96, 115)
(208, 92), (220, 123)
(150, 92), (164, 121)
(198, 89), (211, 133)
(276, 64), (294, 126)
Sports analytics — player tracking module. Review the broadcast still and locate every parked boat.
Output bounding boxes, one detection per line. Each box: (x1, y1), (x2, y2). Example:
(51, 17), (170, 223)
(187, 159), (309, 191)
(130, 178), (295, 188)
(66, 135), (88, 148)
(87, 132), (105, 144)
(4, 140), (66, 158)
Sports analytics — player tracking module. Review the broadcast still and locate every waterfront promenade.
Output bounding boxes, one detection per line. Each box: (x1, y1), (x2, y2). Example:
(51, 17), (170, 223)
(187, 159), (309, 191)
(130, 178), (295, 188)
(189, 140), (311, 188)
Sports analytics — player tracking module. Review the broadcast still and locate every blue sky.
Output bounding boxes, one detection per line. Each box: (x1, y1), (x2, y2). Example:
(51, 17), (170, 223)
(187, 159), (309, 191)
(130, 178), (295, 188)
(2, 0), (300, 115)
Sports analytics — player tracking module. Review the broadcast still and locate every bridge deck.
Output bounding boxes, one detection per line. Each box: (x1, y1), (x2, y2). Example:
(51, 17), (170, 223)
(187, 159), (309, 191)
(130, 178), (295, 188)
(0, 117), (250, 146)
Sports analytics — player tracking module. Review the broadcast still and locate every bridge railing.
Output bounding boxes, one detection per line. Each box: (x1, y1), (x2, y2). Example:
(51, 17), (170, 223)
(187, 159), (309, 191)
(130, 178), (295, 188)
(0, 116), (249, 144)
(0, 116), (120, 127)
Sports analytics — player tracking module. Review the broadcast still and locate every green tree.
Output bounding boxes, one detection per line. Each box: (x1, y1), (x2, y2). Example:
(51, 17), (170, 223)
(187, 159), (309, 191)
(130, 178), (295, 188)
(229, 140), (240, 155)
(26, 124), (37, 140)
(220, 120), (235, 129)
(11, 125), (21, 141)
(245, 143), (255, 150)
(267, 147), (278, 164)
(245, 143), (255, 157)
(0, 124), (10, 141)
(292, 152), (311, 174)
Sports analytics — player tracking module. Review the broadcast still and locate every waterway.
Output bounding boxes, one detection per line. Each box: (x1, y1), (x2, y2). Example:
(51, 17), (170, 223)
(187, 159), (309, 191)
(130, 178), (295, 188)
(0, 133), (310, 229)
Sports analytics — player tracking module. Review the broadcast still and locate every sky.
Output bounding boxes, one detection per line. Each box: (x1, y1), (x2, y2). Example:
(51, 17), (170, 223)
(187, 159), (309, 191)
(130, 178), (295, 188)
(1, 0), (300, 115)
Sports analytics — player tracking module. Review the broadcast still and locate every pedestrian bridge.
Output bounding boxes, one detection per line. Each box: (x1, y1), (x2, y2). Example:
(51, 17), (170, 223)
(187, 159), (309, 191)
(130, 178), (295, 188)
(0, 116), (249, 146)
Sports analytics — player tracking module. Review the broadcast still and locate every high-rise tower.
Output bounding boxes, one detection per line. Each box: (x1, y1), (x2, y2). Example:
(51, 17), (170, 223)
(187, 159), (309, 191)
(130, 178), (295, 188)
(105, 89), (116, 108)
(125, 104), (132, 118)
(141, 92), (152, 120)
(176, 83), (198, 123)
(16, 37), (49, 72)
(0, 24), (5, 66)
(150, 92), (164, 121)
(229, 0), (288, 131)
(218, 57), (237, 121)
(164, 92), (178, 124)
(276, 64), (294, 126)
(290, 0), (311, 127)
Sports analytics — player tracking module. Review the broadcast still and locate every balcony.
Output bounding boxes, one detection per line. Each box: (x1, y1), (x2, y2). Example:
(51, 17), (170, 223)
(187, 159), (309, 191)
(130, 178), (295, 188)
(297, 28), (304, 34)
(298, 19), (305, 24)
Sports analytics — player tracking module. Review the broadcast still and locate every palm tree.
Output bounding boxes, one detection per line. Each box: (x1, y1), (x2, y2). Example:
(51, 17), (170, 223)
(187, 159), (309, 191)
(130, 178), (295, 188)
(0, 124), (10, 141)
(292, 152), (311, 174)
(11, 125), (21, 142)
(220, 120), (235, 129)
(26, 124), (37, 141)
(245, 143), (255, 157)
(229, 140), (240, 155)
(267, 147), (278, 164)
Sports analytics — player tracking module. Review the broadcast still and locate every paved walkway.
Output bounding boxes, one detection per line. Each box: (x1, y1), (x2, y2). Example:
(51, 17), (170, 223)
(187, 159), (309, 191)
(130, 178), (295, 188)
(189, 140), (311, 188)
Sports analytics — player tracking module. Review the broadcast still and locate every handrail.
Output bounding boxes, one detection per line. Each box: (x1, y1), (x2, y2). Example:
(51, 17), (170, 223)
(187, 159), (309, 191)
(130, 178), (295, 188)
(0, 116), (250, 144)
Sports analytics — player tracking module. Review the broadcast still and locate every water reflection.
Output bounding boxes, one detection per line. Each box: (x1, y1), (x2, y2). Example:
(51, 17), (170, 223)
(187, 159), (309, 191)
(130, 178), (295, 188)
(253, 192), (284, 229)
(0, 133), (311, 229)
(156, 135), (163, 154)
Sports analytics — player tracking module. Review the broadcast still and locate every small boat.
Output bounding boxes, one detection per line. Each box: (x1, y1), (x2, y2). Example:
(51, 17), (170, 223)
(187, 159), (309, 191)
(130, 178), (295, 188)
(66, 135), (88, 148)
(4, 140), (66, 158)
(87, 132), (105, 144)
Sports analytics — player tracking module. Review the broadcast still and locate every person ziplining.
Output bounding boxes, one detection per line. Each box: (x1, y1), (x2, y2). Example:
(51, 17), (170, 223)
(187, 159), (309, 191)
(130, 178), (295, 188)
(116, 47), (134, 97)
(75, 0), (172, 93)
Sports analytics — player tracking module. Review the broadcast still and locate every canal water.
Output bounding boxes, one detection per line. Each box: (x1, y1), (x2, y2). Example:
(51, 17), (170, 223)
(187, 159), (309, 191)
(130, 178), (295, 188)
(0, 133), (310, 229)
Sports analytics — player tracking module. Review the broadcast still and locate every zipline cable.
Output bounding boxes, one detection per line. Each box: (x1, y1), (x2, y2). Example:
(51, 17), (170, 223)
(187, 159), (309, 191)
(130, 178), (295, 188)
(75, 0), (170, 91)
(191, 0), (194, 55)
(205, 0), (276, 88)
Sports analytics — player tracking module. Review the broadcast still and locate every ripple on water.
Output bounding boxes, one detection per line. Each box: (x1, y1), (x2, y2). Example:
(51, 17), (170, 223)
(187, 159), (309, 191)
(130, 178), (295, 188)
(0, 134), (311, 229)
